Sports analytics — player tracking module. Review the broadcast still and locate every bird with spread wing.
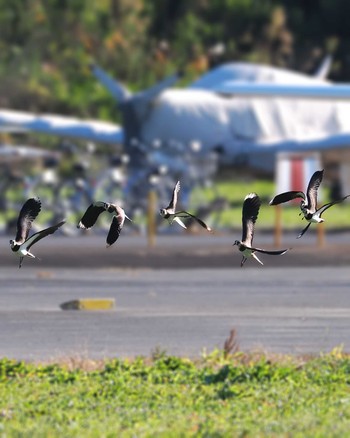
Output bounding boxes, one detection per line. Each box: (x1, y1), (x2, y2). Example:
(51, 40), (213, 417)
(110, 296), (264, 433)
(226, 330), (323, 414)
(269, 169), (349, 238)
(9, 197), (65, 268)
(160, 181), (212, 232)
(233, 193), (290, 267)
(77, 201), (131, 247)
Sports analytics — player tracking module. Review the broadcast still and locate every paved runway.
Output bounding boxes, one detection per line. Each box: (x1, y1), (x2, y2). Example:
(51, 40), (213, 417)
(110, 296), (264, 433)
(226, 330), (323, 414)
(1, 231), (350, 268)
(1, 264), (350, 361)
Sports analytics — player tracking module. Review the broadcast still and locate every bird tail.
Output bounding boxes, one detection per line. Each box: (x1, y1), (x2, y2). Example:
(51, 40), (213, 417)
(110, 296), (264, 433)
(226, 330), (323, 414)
(252, 252), (264, 265)
(173, 217), (187, 229)
(297, 222), (311, 239)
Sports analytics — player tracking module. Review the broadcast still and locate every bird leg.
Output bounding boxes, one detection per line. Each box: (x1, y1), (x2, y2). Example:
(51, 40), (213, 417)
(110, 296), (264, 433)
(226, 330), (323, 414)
(240, 256), (247, 267)
(19, 252), (36, 268)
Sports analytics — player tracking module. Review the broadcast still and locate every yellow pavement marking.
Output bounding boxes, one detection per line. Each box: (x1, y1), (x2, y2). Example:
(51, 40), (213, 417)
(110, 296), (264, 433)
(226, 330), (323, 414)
(60, 299), (115, 310)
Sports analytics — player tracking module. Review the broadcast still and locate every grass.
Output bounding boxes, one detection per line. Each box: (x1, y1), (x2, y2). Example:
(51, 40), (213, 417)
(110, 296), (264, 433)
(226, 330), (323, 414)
(192, 179), (350, 230)
(1, 177), (350, 233)
(0, 349), (350, 436)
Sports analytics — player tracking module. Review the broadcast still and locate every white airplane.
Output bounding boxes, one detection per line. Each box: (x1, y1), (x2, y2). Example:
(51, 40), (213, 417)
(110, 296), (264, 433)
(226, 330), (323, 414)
(1, 56), (350, 164)
(88, 57), (350, 156)
(85, 59), (350, 177)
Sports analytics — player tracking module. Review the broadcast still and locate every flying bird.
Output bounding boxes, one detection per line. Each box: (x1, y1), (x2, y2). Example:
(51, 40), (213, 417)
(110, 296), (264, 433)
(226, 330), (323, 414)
(160, 181), (212, 231)
(233, 193), (289, 267)
(9, 197), (65, 268)
(269, 169), (349, 238)
(77, 201), (131, 247)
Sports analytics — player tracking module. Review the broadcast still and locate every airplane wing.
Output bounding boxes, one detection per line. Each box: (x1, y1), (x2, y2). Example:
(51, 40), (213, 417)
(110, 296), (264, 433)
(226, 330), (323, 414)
(0, 109), (124, 144)
(227, 132), (350, 154)
(0, 143), (59, 160)
(212, 82), (350, 99)
(190, 59), (350, 99)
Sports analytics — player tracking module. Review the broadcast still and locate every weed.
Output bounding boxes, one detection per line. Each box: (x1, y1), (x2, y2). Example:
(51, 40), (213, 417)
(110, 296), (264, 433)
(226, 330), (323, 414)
(0, 352), (350, 436)
(223, 328), (240, 357)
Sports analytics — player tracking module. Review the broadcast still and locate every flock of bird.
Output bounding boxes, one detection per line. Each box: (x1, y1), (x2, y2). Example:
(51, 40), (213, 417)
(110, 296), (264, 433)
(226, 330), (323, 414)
(9, 169), (349, 268)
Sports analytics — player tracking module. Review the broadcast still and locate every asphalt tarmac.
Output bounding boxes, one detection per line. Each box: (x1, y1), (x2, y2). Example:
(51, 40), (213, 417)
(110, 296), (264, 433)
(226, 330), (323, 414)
(0, 229), (350, 269)
(0, 231), (349, 361)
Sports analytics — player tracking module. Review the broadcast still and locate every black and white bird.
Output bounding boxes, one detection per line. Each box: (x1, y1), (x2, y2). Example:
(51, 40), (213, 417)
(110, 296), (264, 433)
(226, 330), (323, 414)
(77, 201), (131, 247)
(269, 169), (349, 238)
(10, 197), (65, 268)
(233, 193), (289, 267)
(160, 181), (212, 231)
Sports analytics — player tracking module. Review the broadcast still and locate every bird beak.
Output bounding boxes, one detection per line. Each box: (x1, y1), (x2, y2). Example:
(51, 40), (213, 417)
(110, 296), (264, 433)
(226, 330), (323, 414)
(125, 214), (132, 222)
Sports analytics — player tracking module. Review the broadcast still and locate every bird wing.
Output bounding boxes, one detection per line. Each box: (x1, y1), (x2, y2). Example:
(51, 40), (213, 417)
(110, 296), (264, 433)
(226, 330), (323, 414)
(15, 197), (41, 244)
(316, 195), (350, 218)
(77, 202), (108, 229)
(306, 169), (324, 212)
(165, 181), (180, 213)
(241, 193), (261, 246)
(175, 211), (212, 231)
(106, 215), (124, 247)
(25, 220), (65, 250)
(269, 191), (305, 206)
(250, 246), (290, 256)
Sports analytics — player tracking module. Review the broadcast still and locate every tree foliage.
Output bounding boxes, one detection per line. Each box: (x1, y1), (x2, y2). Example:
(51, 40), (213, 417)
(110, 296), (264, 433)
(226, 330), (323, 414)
(0, 0), (348, 121)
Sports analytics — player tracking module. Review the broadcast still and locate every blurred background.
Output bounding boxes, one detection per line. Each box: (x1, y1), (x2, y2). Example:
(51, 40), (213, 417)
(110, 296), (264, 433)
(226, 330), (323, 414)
(0, 0), (350, 239)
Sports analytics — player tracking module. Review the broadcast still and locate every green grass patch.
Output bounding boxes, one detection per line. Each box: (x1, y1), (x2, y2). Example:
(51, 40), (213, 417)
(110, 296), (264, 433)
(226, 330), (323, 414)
(0, 349), (350, 436)
(1, 178), (350, 233)
(192, 179), (350, 230)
